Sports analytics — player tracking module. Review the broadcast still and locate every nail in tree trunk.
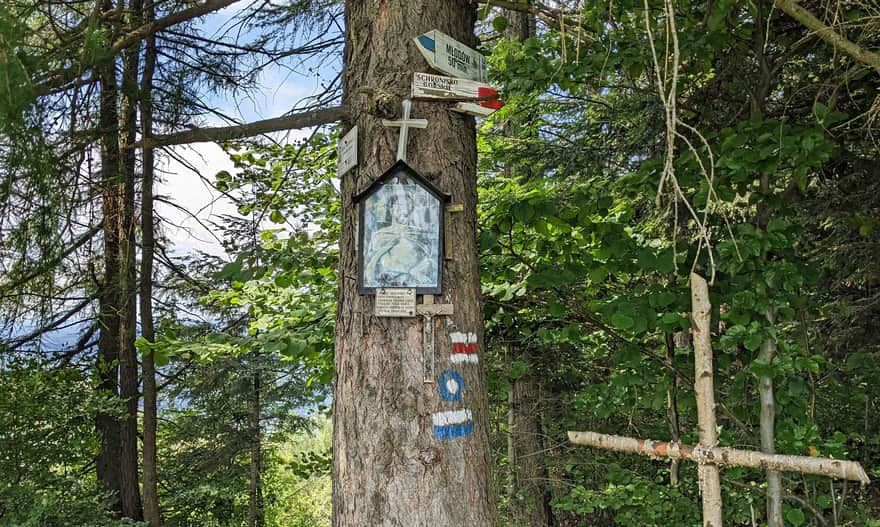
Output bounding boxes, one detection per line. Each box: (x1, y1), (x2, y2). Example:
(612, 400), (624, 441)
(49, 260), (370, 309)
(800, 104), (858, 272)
(691, 273), (723, 527)
(333, 1), (498, 525)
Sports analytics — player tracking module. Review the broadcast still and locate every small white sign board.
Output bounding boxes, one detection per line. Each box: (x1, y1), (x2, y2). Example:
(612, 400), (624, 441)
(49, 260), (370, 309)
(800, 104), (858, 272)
(375, 288), (416, 317)
(337, 126), (358, 176)
(414, 30), (487, 83)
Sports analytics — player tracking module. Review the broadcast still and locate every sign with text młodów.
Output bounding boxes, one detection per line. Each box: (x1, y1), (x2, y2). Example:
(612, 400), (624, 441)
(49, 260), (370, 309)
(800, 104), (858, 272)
(414, 30), (487, 83)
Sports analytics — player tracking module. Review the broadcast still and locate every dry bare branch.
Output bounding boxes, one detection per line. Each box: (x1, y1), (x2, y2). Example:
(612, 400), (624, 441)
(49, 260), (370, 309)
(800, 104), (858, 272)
(141, 105), (346, 148)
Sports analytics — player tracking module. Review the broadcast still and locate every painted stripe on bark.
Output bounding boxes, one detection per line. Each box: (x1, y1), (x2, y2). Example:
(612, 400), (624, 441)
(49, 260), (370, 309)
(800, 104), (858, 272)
(432, 409), (474, 439)
(451, 331), (478, 363)
(438, 370), (464, 402)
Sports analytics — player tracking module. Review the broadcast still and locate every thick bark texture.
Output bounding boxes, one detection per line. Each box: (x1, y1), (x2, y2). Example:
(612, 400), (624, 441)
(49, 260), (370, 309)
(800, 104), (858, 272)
(333, 1), (498, 525)
(691, 273), (723, 527)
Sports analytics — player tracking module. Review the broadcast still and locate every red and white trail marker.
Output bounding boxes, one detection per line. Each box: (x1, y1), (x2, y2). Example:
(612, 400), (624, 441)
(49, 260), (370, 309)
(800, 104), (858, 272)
(411, 72), (504, 118)
(450, 332), (478, 364)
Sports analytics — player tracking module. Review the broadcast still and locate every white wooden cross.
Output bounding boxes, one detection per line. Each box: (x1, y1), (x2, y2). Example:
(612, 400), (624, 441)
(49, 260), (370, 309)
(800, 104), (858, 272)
(568, 273), (869, 527)
(381, 98), (427, 162)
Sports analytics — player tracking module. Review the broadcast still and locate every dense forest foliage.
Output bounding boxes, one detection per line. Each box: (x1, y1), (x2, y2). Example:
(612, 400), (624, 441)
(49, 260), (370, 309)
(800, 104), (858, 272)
(1, 0), (877, 525)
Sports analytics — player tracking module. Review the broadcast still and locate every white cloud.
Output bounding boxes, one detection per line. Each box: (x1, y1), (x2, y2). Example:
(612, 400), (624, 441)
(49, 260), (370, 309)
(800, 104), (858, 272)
(157, 142), (239, 258)
(156, 8), (340, 259)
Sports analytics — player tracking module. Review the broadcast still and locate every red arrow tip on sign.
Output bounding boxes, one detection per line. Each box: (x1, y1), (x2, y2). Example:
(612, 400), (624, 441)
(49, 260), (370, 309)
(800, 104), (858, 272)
(477, 86), (504, 110)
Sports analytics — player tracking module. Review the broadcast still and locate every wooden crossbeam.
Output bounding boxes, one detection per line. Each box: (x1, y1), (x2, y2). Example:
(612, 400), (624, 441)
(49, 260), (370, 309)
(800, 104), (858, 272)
(567, 431), (870, 484)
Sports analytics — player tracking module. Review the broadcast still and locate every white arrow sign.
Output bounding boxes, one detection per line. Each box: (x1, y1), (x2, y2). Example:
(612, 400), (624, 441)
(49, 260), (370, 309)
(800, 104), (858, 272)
(414, 30), (488, 83)
(411, 72), (503, 117)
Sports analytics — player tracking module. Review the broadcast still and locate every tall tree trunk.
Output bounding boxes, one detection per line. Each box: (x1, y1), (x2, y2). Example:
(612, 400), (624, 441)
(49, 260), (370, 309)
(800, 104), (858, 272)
(501, 9), (552, 526)
(248, 364), (264, 527)
(333, 1), (498, 525)
(117, 0), (143, 517)
(757, 172), (783, 527)
(509, 369), (554, 526)
(139, 0), (161, 520)
(751, 4), (783, 522)
(95, 13), (123, 509)
(758, 310), (782, 527)
(691, 273), (723, 527)
(95, 0), (124, 514)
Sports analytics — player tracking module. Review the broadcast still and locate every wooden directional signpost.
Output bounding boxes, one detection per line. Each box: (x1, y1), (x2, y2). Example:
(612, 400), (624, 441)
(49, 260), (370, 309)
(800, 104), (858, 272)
(411, 72), (503, 117)
(414, 30), (488, 83)
(412, 31), (502, 117)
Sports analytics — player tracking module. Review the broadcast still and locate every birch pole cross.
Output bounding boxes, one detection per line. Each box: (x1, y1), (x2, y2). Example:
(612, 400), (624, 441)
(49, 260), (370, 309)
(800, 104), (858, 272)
(568, 273), (870, 527)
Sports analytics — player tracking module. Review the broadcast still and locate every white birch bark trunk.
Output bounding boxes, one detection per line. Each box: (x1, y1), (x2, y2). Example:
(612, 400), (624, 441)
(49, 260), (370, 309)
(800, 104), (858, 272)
(691, 272), (723, 527)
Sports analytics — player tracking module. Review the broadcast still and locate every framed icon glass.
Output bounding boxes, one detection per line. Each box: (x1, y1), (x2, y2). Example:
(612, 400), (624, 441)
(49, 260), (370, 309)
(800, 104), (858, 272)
(355, 160), (450, 294)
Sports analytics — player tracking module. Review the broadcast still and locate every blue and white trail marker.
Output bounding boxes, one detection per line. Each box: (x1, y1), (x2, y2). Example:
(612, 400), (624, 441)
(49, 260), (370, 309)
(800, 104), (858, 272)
(414, 30), (488, 83)
(438, 370), (464, 402)
(432, 409), (474, 440)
